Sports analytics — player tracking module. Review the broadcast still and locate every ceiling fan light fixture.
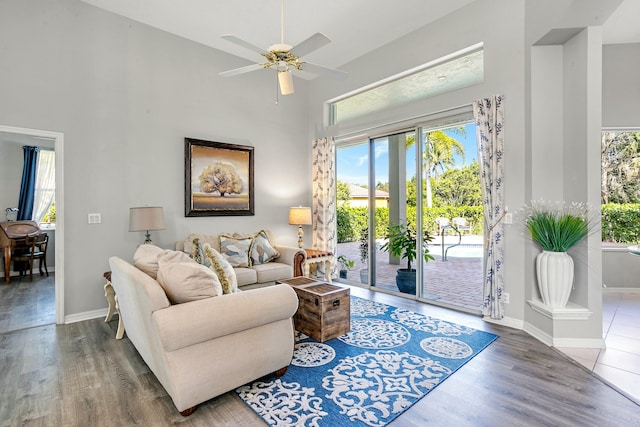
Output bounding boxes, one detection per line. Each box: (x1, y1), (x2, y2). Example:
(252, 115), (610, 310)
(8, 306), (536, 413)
(278, 69), (294, 95)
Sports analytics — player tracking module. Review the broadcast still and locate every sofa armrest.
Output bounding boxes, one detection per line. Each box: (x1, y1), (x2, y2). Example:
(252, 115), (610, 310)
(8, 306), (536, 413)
(152, 284), (298, 352)
(275, 245), (306, 276)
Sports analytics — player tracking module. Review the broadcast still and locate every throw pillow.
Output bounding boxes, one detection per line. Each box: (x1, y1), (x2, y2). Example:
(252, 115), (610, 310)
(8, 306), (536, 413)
(132, 244), (164, 279)
(219, 234), (252, 267)
(183, 233), (218, 256)
(250, 230), (280, 265)
(192, 237), (212, 268)
(203, 243), (239, 294)
(156, 250), (222, 304)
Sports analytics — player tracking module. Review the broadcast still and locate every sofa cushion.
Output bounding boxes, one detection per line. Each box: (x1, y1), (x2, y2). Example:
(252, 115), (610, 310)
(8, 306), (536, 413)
(250, 230), (280, 265)
(219, 234), (252, 267)
(203, 243), (239, 294)
(132, 244), (165, 279)
(234, 267), (257, 287)
(156, 251), (222, 304)
(252, 262), (294, 283)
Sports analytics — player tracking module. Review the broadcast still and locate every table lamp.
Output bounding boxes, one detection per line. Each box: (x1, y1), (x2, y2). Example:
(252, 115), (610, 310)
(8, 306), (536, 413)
(129, 206), (165, 245)
(288, 206), (312, 248)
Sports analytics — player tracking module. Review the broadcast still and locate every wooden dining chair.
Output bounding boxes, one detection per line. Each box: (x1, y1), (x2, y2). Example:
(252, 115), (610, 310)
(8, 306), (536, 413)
(12, 233), (49, 281)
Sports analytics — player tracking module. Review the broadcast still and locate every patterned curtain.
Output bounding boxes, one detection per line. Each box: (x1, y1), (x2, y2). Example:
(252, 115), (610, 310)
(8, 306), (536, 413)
(473, 95), (505, 319)
(17, 146), (39, 221)
(311, 138), (337, 256)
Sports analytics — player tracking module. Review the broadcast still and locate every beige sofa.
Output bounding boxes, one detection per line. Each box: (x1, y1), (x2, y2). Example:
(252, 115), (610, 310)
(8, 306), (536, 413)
(177, 230), (306, 289)
(108, 256), (299, 415)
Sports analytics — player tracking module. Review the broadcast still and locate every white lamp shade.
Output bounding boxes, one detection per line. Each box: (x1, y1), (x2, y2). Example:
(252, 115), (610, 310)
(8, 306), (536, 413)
(288, 206), (312, 225)
(278, 69), (295, 95)
(129, 206), (165, 232)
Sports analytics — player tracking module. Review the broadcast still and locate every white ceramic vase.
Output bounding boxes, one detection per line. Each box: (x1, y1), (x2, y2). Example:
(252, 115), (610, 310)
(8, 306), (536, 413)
(536, 250), (574, 308)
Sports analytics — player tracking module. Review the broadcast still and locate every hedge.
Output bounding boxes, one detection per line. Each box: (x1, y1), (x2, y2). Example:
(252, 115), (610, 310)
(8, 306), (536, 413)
(338, 203), (640, 244)
(602, 203), (640, 243)
(337, 205), (483, 243)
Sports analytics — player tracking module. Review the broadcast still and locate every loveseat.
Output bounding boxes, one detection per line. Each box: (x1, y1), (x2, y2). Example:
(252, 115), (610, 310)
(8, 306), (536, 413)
(108, 254), (299, 415)
(177, 230), (306, 289)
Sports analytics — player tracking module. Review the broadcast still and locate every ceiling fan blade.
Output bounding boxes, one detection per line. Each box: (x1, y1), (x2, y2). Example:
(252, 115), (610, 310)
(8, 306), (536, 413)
(302, 62), (348, 80)
(219, 63), (265, 77)
(290, 33), (331, 58)
(221, 34), (270, 57)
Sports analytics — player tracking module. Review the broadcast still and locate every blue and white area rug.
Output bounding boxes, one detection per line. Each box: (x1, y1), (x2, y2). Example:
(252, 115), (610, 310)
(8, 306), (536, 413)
(236, 296), (498, 427)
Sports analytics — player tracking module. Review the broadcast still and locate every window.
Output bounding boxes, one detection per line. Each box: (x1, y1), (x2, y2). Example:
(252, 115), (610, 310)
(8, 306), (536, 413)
(328, 44), (483, 125)
(33, 149), (55, 224)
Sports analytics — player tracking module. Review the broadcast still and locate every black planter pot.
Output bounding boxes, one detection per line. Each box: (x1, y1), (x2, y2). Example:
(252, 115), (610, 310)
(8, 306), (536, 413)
(395, 269), (416, 294)
(339, 270), (348, 279)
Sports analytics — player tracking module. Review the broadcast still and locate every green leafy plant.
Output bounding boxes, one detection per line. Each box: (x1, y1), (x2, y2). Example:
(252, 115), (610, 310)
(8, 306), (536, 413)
(524, 200), (592, 252)
(337, 255), (355, 272)
(380, 222), (435, 271)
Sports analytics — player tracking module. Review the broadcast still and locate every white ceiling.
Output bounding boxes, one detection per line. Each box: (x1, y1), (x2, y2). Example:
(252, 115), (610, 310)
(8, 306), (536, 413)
(79, 0), (640, 73)
(78, 0), (477, 70)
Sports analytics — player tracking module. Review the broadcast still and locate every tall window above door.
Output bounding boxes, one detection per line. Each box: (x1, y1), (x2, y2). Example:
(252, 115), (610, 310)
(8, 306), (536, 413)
(327, 44), (484, 126)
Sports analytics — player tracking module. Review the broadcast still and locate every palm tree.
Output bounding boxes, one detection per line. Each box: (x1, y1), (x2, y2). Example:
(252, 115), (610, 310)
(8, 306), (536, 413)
(406, 128), (466, 208)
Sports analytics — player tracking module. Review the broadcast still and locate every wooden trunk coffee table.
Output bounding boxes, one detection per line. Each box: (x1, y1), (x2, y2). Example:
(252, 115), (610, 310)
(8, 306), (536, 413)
(277, 277), (350, 342)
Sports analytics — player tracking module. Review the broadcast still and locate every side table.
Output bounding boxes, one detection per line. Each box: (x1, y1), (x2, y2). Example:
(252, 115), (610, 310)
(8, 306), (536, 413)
(104, 271), (125, 339)
(303, 249), (335, 283)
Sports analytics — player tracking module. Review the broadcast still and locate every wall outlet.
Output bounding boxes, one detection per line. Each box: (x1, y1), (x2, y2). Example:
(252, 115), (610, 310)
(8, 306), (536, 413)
(88, 213), (101, 224)
(503, 292), (510, 304)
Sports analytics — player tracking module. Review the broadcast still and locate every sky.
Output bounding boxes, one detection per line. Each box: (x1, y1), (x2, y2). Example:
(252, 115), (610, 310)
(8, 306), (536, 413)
(337, 122), (478, 187)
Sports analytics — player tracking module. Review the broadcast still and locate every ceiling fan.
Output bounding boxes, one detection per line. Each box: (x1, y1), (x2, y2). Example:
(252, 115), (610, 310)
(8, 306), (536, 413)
(219, 0), (347, 96)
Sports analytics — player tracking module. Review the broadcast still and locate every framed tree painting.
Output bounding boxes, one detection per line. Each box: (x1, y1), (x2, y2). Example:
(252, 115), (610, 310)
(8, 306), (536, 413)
(185, 138), (254, 216)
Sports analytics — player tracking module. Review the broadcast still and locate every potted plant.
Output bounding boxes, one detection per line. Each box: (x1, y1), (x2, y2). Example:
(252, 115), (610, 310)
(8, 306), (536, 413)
(337, 255), (355, 279)
(381, 222), (435, 294)
(359, 228), (369, 284)
(523, 200), (592, 308)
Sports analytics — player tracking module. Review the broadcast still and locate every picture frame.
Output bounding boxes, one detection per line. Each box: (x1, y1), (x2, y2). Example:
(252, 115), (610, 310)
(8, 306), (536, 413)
(185, 138), (254, 216)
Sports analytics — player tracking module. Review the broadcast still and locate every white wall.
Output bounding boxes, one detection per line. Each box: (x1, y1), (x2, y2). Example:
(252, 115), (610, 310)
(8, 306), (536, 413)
(0, 142), (22, 214)
(0, 0), (311, 318)
(308, 0), (529, 322)
(602, 43), (640, 127)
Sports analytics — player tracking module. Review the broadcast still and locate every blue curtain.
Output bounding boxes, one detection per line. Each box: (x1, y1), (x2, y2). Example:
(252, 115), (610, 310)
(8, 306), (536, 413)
(17, 146), (39, 221)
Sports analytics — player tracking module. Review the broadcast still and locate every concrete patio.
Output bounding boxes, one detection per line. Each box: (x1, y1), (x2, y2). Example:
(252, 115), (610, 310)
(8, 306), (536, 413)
(332, 234), (485, 312)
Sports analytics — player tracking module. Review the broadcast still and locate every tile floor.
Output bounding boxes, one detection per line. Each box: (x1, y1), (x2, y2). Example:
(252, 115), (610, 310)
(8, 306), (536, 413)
(558, 291), (640, 404)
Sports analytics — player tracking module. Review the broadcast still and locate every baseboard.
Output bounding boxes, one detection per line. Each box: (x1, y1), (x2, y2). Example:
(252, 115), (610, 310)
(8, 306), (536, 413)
(1, 266), (56, 279)
(553, 337), (606, 348)
(64, 308), (108, 324)
(603, 287), (640, 294)
(523, 322), (605, 348)
(523, 322), (553, 346)
(483, 315), (524, 330)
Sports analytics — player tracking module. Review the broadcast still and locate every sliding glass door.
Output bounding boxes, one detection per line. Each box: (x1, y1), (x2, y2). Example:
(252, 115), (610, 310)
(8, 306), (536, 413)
(336, 117), (484, 312)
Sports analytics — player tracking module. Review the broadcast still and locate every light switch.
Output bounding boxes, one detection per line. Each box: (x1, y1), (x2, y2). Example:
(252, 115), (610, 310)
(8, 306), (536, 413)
(88, 213), (101, 224)
(504, 213), (513, 224)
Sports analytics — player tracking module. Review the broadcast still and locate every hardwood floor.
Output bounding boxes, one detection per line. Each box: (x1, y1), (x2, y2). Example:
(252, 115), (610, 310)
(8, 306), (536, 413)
(1, 280), (639, 426)
(0, 272), (54, 333)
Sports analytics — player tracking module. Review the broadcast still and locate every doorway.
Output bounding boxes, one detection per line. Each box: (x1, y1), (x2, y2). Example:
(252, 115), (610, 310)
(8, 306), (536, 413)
(0, 125), (64, 326)
(335, 119), (483, 313)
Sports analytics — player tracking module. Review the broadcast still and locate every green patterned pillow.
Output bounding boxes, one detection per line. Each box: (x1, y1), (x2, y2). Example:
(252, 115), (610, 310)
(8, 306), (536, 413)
(250, 230), (280, 265)
(219, 234), (252, 267)
(203, 243), (238, 294)
(192, 238), (212, 268)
